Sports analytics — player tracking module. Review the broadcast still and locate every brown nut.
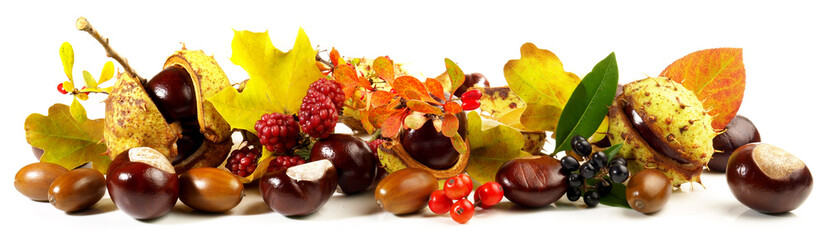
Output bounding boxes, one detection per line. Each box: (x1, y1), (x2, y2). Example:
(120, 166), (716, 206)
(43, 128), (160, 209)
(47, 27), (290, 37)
(259, 160), (338, 216)
(48, 168), (106, 212)
(375, 168), (439, 215)
(626, 169), (671, 214)
(106, 147), (179, 220)
(179, 168), (244, 213)
(708, 115), (760, 172)
(495, 155), (567, 208)
(727, 143), (812, 214)
(15, 162), (69, 201)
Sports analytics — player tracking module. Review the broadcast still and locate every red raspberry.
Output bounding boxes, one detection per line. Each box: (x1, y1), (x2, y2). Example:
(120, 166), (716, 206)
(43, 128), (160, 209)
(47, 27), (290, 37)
(308, 78), (345, 112)
(298, 91), (338, 139)
(367, 139), (386, 160)
(225, 147), (261, 177)
(267, 155), (306, 172)
(254, 113), (300, 154)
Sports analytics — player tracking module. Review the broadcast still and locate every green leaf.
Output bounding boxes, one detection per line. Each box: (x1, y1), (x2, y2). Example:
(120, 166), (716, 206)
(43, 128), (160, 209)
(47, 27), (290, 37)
(82, 70), (97, 89)
(98, 61), (115, 84)
(465, 111), (530, 183)
(25, 104), (110, 173)
(59, 42), (74, 82)
(69, 97), (87, 123)
(585, 178), (631, 208)
(553, 52), (618, 154)
(602, 143), (623, 160)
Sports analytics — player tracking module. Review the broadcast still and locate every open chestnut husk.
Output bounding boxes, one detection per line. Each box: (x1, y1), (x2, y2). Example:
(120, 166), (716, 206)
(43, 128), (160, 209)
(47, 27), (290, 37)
(607, 77), (717, 186)
(708, 115), (760, 172)
(726, 143), (812, 214)
(103, 50), (232, 174)
(259, 160), (338, 216)
(495, 155), (567, 208)
(377, 113), (471, 182)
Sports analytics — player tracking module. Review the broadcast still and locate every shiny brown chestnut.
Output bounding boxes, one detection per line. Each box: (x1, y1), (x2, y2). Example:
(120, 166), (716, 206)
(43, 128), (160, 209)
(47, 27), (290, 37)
(495, 155), (567, 208)
(259, 160), (337, 216)
(15, 162), (69, 201)
(310, 134), (376, 194)
(708, 115), (760, 172)
(179, 168), (244, 213)
(727, 143), (812, 214)
(375, 168), (439, 215)
(48, 168), (106, 212)
(625, 169), (671, 214)
(107, 147), (179, 220)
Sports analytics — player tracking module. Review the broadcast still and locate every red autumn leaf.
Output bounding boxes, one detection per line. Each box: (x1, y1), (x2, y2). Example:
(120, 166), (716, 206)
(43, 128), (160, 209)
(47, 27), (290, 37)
(425, 78), (445, 102)
(330, 47), (341, 66)
(373, 56), (395, 82)
(445, 58), (465, 94)
(392, 76), (430, 101)
(381, 110), (407, 138)
(406, 100), (443, 115)
(660, 48), (745, 130)
(443, 101), (462, 115)
(356, 76), (372, 89)
(442, 114), (459, 137)
(370, 90), (396, 107)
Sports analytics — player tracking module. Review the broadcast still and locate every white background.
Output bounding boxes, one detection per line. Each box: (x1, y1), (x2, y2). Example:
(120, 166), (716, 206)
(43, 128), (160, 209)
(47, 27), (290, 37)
(1, 0), (826, 239)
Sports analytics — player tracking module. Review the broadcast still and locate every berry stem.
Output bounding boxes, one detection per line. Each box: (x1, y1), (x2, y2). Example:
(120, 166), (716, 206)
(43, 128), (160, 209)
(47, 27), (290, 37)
(75, 17), (146, 85)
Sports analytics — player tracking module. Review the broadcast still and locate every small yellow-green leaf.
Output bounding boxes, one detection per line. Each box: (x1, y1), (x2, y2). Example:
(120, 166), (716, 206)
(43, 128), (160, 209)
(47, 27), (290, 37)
(25, 104), (110, 173)
(445, 58), (465, 94)
(69, 97), (87, 123)
(59, 42), (74, 82)
(98, 61), (115, 84)
(101, 86), (114, 93)
(465, 111), (528, 183)
(82, 70), (97, 89)
(63, 81), (74, 92)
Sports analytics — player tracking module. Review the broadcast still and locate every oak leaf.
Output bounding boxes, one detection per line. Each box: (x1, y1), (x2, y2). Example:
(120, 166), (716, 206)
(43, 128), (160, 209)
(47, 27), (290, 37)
(25, 104), (109, 173)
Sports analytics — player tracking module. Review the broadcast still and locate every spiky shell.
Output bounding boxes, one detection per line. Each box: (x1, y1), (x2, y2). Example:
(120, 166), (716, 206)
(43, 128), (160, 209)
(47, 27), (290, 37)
(607, 77), (716, 186)
(103, 50), (232, 173)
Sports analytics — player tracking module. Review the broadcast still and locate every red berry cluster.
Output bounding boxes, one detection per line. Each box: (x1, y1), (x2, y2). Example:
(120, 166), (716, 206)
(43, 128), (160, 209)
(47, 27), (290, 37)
(255, 113), (300, 154)
(225, 146), (261, 177)
(298, 78), (343, 139)
(460, 89), (482, 111)
(427, 173), (504, 224)
(267, 155), (306, 172)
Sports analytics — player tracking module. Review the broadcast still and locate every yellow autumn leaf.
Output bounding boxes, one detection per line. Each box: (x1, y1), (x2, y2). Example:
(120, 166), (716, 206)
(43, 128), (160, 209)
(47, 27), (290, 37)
(504, 43), (580, 132)
(208, 29), (323, 133)
(465, 111), (530, 183)
(59, 42), (74, 82)
(98, 61), (115, 85)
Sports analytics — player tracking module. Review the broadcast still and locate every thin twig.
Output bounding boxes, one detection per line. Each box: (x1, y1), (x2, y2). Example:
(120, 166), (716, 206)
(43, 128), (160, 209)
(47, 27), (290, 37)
(75, 17), (146, 84)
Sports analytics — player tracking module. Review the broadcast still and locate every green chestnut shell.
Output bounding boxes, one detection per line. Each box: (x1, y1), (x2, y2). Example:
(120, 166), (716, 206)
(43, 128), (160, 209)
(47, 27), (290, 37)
(607, 77), (716, 186)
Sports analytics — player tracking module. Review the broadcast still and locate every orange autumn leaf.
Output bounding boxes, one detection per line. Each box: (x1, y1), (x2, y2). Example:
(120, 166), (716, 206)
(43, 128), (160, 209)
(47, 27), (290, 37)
(407, 100), (443, 115)
(370, 90), (396, 107)
(660, 48), (745, 130)
(444, 101), (462, 115)
(425, 78), (446, 102)
(392, 76), (430, 101)
(382, 110), (407, 138)
(333, 64), (359, 96)
(373, 56), (395, 82)
(330, 47), (341, 66)
(441, 114), (459, 137)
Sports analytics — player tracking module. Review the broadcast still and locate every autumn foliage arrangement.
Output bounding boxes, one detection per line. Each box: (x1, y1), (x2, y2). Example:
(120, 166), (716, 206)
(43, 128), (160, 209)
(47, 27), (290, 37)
(16, 17), (812, 223)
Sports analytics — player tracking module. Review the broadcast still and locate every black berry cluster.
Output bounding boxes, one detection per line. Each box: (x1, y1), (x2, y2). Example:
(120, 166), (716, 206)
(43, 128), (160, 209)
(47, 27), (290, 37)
(561, 135), (630, 207)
